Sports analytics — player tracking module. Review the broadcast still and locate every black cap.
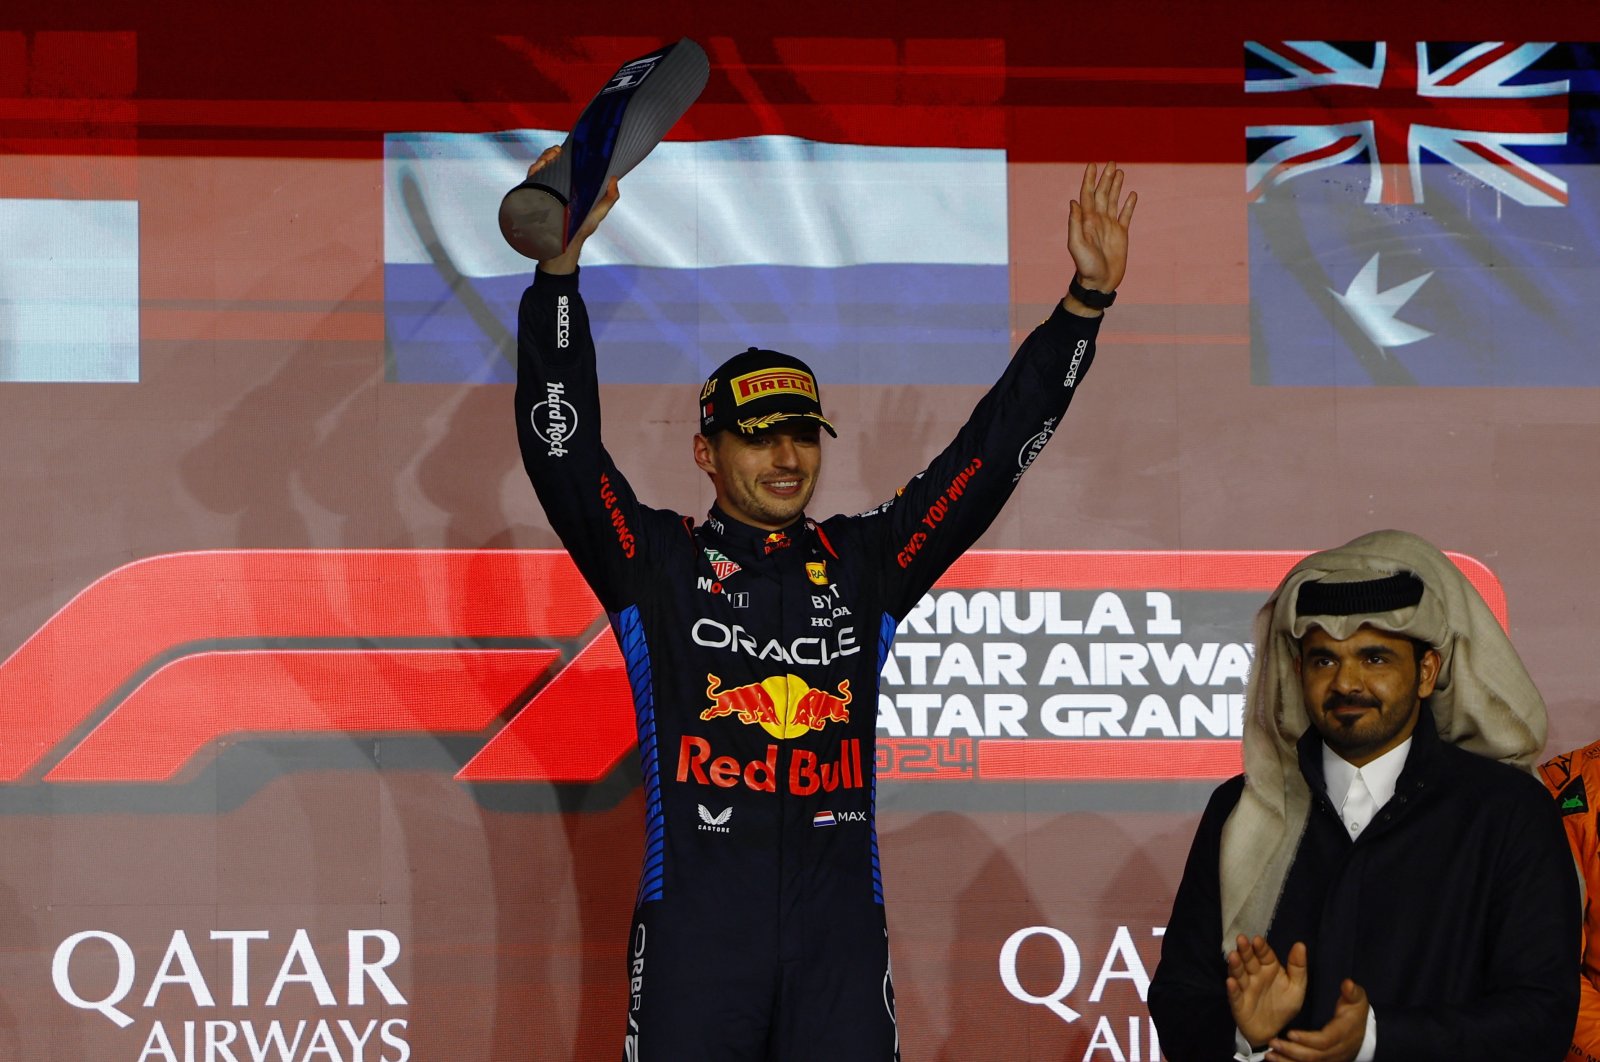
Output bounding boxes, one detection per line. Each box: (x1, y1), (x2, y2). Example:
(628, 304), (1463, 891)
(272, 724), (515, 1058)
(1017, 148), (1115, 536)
(698, 347), (837, 437)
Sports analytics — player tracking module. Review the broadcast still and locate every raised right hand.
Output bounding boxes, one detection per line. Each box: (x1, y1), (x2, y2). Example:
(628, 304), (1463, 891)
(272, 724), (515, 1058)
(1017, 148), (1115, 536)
(531, 145), (621, 275)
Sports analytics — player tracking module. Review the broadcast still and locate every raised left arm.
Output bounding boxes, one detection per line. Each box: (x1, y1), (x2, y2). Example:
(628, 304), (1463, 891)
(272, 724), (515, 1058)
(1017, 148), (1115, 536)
(873, 163), (1136, 617)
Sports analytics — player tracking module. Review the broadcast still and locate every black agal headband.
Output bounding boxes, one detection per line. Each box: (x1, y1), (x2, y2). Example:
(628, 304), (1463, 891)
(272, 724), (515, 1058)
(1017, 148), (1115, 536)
(1296, 571), (1425, 617)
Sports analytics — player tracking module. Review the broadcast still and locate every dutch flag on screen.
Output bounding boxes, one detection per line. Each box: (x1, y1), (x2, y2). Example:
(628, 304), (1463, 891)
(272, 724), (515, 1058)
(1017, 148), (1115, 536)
(383, 130), (1009, 385)
(0, 198), (138, 383)
(812, 810), (836, 827)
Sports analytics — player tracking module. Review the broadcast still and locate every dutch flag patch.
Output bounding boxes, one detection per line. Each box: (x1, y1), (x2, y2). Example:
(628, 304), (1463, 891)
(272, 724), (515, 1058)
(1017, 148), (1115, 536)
(812, 810), (836, 828)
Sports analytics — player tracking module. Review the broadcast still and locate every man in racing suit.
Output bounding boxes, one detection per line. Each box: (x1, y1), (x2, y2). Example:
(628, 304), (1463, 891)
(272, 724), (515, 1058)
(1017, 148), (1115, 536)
(514, 147), (1136, 1061)
(1540, 740), (1600, 1062)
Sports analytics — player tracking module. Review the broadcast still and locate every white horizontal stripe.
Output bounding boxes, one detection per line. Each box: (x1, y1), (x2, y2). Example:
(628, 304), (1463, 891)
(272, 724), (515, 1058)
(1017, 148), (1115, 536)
(0, 199), (138, 383)
(385, 131), (1006, 276)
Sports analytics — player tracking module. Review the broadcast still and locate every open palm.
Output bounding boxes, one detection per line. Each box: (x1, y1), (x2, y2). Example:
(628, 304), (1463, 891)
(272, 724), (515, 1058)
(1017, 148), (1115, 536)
(1068, 161), (1136, 292)
(1226, 935), (1307, 1047)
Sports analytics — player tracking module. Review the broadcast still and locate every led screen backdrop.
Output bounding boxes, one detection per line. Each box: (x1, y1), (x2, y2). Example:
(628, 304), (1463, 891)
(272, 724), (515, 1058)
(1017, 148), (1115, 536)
(2, 3), (1598, 1060)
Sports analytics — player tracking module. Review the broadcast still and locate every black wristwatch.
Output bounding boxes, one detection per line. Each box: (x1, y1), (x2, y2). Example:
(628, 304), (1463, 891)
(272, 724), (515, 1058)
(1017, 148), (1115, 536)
(1069, 274), (1117, 310)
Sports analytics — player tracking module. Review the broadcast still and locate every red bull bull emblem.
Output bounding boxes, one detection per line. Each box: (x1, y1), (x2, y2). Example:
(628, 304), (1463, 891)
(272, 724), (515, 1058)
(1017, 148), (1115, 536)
(701, 673), (851, 739)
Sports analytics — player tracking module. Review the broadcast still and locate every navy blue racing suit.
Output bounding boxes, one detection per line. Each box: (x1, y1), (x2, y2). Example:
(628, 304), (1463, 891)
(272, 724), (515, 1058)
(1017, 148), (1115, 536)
(515, 266), (1102, 1061)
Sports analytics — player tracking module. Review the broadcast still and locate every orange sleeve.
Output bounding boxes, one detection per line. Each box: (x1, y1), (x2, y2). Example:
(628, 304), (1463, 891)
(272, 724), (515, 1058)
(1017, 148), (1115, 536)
(1574, 978), (1600, 1062)
(1541, 741), (1600, 1062)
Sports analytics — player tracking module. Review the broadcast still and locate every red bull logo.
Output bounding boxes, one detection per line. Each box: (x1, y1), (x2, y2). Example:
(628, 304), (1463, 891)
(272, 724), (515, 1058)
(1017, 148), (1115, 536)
(676, 736), (866, 796)
(701, 673), (851, 739)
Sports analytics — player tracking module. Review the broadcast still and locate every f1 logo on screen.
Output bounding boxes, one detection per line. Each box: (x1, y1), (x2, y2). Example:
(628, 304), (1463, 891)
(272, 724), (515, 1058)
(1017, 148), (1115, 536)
(0, 549), (1506, 787)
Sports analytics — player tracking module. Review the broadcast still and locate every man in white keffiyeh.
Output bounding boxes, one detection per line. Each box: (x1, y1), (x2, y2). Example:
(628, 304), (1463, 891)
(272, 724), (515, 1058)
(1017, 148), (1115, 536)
(1148, 530), (1578, 1062)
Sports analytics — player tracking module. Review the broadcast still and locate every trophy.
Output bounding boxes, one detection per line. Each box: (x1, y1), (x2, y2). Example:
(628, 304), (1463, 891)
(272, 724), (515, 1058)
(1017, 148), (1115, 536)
(499, 38), (710, 260)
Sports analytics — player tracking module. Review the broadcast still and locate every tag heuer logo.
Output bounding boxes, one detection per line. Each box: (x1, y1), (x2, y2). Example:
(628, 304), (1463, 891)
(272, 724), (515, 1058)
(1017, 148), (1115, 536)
(704, 548), (742, 581)
(697, 804), (732, 833)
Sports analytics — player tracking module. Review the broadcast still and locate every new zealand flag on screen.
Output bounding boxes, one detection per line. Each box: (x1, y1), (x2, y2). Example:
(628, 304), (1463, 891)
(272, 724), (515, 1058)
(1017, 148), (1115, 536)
(1246, 42), (1600, 386)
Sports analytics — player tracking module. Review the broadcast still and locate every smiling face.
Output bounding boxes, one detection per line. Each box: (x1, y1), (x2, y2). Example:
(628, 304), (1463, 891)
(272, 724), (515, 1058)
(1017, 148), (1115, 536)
(1296, 624), (1441, 766)
(693, 421), (822, 530)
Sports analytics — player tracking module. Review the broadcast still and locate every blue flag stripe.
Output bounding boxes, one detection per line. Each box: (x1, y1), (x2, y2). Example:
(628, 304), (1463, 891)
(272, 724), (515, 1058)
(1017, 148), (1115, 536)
(386, 262), (1010, 385)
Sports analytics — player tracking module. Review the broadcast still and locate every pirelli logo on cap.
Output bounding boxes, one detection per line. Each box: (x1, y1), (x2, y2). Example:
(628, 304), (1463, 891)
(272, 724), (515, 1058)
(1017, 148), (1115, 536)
(732, 368), (818, 405)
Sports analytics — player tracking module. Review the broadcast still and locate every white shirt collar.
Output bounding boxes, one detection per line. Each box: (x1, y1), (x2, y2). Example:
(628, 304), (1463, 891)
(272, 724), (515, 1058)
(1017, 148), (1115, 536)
(1322, 734), (1412, 822)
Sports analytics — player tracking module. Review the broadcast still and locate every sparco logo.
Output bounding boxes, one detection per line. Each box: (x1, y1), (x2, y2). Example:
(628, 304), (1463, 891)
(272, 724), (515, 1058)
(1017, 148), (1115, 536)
(531, 382), (577, 458)
(1062, 339), (1088, 388)
(555, 294), (570, 349)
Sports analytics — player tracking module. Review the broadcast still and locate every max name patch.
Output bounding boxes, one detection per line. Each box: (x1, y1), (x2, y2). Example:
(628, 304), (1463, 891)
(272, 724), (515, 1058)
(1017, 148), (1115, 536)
(732, 368), (818, 405)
